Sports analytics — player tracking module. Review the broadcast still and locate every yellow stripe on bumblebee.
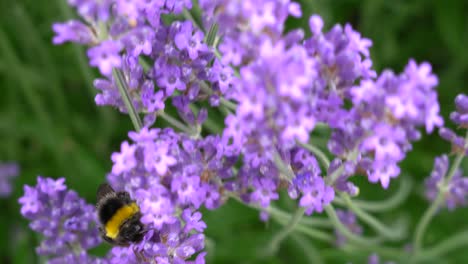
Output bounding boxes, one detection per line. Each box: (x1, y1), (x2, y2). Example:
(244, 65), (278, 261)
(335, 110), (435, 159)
(105, 202), (139, 239)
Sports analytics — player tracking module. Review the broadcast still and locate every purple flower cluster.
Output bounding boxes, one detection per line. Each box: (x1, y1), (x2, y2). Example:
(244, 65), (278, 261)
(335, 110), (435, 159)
(209, 6), (442, 191)
(109, 223), (206, 264)
(51, 1), (340, 261)
(222, 39), (318, 159)
(334, 59), (443, 188)
(44, 0), (460, 262)
(0, 162), (19, 197)
(230, 147), (335, 214)
(51, 0), (445, 226)
(199, 0), (301, 66)
(328, 159), (359, 195)
(288, 172), (334, 215)
(106, 126), (336, 260)
(65, 0), (191, 26)
(305, 14), (376, 91)
(107, 127), (230, 261)
(425, 155), (468, 210)
(54, 0), (235, 125)
(18, 177), (102, 263)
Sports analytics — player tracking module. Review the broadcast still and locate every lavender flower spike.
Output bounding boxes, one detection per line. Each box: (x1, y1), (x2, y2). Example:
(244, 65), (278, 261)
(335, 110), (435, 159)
(18, 177), (101, 263)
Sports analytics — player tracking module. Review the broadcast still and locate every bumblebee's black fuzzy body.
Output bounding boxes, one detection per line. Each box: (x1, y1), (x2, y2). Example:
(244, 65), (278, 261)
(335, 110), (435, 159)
(96, 184), (146, 246)
(98, 196), (127, 224)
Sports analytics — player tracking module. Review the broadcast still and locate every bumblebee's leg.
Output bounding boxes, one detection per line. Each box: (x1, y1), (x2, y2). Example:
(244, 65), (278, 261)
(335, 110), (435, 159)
(98, 226), (105, 237)
(102, 236), (115, 244)
(133, 247), (148, 263)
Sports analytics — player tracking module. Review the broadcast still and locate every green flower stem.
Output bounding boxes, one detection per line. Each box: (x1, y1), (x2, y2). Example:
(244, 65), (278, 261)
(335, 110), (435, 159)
(213, 46), (223, 60)
(273, 215), (334, 243)
(414, 230), (468, 262)
(157, 110), (196, 135)
(229, 193), (403, 258)
(324, 205), (378, 246)
(327, 166), (344, 186)
(183, 8), (204, 32)
(265, 207), (306, 254)
(296, 140), (331, 168)
(341, 193), (406, 241)
(341, 244), (407, 261)
(345, 177), (412, 212)
(293, 224), (334, 243)
(201, 117), (223, 133)
(228, 193), (333, 240)
(326, 147), (360, 185)
(291, 234), (325, 264)
(290, 132), (405, 244)
(412, 190), (445, 253)
(218, 105), (233, 117)
(268, 206), (333, 229)
(112, 68), (143, 131)
(219, 97), (237, 111)
(204, 23), (219, 47)
(296, 136), (406, 242)
(325, 204), (407, 259)
(291, 110), (409, 247)
(412, 132), (468, 254)
(188, 104), (222, 135)
(272, 150), (295, 181)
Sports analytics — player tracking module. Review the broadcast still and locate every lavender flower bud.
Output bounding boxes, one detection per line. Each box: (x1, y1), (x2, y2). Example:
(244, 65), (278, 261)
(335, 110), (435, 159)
(290, 172), (334, 215)
(0, 162), (19, 197)
(335, 210), (362, 247)
(451, 93), (468, 128)
(425, 155), (468, 210)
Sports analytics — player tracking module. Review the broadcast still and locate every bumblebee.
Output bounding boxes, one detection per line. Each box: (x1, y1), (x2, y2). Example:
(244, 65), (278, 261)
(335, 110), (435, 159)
(96, 183), (146, 246)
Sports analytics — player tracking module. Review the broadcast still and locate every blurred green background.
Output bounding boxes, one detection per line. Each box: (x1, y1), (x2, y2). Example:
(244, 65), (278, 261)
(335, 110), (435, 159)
(1, 0), (467, 263)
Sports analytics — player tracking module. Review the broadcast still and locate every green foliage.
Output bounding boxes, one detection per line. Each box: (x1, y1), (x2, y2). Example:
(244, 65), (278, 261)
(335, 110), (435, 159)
(1, 0), (467, 263)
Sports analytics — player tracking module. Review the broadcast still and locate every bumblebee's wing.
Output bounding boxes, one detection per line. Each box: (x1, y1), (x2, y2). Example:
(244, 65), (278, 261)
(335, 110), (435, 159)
(97, 183), (116, 203)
